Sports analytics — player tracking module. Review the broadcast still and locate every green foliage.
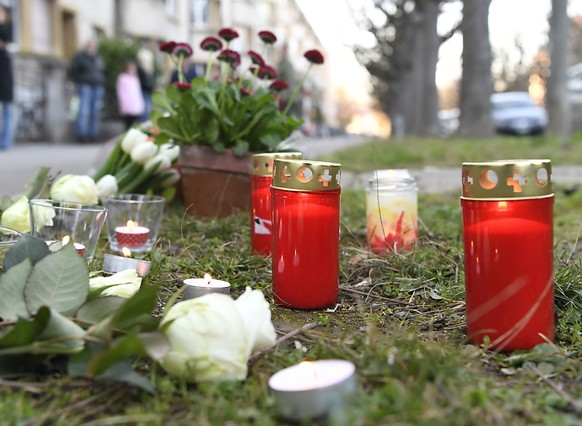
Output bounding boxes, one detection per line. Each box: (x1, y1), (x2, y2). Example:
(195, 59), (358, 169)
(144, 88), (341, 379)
(327, 133), (582, 170)
(0, 236), (167, 391)
(1, 190), (582, 423)
(152, 78), (302, 155)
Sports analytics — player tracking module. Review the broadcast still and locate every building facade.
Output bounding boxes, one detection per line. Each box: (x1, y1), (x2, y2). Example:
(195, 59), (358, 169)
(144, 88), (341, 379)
(5, 0), (333, 142)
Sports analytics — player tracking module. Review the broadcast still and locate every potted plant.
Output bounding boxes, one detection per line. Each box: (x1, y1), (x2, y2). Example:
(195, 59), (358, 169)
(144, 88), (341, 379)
(151, 28), (324, 217)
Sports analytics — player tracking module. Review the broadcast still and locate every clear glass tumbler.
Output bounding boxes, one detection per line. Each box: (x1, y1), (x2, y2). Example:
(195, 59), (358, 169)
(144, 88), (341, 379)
(29, 199), (108, 263)
(0, 226), (22, 270)
(101, 194), (166, 254)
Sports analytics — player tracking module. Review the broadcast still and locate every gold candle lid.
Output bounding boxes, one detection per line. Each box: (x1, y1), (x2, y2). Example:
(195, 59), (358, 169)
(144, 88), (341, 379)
(461, 159), (552, 200)
(272, 159), (342, 191)
(249, 152), (303, 176)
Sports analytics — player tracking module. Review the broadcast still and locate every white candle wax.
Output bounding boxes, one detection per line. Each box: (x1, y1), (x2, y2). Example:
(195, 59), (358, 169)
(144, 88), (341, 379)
(114, 225), (150, 234)
(269, 359), (357, 422)
(46, 240), (85, 256)
(183, 276), (231, 299)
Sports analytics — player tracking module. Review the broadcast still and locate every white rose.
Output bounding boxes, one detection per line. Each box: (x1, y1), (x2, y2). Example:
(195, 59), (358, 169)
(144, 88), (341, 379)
(159, 294), (250, 382)
(145, 154), (172, 174)
(159, 169), (181, 188)
(0, 196), (32, 233)
(50, 175), (99, 204)
(121, 128), (149, 154)
(89, 269), (142, 298)
(159, 143), (180, 162)
(96, 174), (118, 198)
(131, 142), (158, 165)
(234, 287), (277, 353)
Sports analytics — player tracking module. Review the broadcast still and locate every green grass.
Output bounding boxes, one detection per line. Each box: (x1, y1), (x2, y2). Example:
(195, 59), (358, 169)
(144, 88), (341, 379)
(0, 188), (581, 425)
(324, 134), (582, 171)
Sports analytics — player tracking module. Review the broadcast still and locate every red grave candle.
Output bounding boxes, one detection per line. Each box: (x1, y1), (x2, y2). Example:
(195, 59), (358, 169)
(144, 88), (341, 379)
(272, 159), (341, 309)
(249, 152), (302, 256)
(461, 160), (554, 351)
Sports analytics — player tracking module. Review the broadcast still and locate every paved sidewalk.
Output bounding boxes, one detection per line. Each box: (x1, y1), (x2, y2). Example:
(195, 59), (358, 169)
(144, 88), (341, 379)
(1, 138), (582, 197)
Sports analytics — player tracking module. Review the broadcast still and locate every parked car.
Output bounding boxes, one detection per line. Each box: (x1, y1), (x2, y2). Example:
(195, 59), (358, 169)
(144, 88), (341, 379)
(490, 92), (547, 136)
(567, 62), (582, 105)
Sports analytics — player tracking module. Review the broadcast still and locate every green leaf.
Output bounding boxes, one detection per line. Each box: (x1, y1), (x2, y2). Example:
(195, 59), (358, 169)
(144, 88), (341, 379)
(232, 140), (250, 157)
(3, 235), (50, 270)
(0, 307), (85, 355)
(22, 167), (51, 200)
(0, 306), (49, 346)
(0, 259), (33, 320)
(89, 331), (168, 376)
(24, 243), (89, 316)
(97, 361), (155, 394)
(77, 296), (126, 324)
(111, 284), (160, 333)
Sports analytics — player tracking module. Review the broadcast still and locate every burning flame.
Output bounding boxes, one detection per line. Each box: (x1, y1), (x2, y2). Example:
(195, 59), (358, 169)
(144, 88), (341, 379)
(122, 247), (132, 258)
(299, 361), (318, 386)
(204, 273), (212, 285)
(127, 220), (138, 228)
(61, 235), (71, 246)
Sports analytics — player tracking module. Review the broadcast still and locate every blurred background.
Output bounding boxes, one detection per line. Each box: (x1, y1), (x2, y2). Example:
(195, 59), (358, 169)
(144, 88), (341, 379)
(1, 0), (581, 144)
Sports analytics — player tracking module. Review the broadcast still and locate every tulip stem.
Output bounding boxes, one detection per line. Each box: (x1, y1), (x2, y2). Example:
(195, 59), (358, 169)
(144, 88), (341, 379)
(282, 63), (312, 117)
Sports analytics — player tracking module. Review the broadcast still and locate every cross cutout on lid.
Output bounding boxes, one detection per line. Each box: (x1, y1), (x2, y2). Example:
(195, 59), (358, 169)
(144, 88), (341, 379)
(507, 170), (527, 192)
(319, 169), (332, 187)
(280, 166), (292, 183)
(462, 172), (474, 193)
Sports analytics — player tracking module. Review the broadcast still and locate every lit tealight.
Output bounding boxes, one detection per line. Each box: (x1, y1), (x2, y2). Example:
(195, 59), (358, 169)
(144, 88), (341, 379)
(183, 274), (231, 299)
(268, 359), (357, 422)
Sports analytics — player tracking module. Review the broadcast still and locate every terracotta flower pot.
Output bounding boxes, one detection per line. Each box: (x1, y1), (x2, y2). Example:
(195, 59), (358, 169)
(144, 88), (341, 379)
(178, 145), (251, 218)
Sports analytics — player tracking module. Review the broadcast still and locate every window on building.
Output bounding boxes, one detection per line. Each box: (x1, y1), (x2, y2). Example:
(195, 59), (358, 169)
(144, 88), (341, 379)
(165, 0), (176, 16)
(191, 0), (209, 26)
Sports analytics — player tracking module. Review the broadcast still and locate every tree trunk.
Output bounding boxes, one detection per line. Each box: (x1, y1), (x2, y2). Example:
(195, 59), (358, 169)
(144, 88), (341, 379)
(416, 0), (440, 136)
(458, 0), (495, 137)
(547, 0), (571, 146)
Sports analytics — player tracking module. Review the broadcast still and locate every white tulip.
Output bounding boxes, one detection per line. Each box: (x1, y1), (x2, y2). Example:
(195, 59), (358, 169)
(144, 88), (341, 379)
(234, 287), (277, 353)
(121, 128), (149, 154)
(95, 174), (118, 198)
(0, 196), (32, 233)
(159, 169), (181, 188)
(130, 142), (158, 165)
(50, 175), (99, 205)
(159, 143), (180, 162)
(89, 269), (142, 298)
(145, 154), (172, 174)
(159, 294), (250, 382)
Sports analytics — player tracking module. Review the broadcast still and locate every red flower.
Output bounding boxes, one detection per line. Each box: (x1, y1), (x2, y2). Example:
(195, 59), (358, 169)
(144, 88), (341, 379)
(269, 79), (289, 92)
(159, 41), (177, 53)
(218, 28), (239, 42)
(248, 50), (265, 66)
(173, 42), (194, 58)
(217, 49), (241, 67)
(258, 30), (277, 45)
(200, 36), (223, 52)
(240, 87), (253, 97)
(257, 65), (277, 80)
(174, 82), (192, 90)
(304, 49), (324, 65)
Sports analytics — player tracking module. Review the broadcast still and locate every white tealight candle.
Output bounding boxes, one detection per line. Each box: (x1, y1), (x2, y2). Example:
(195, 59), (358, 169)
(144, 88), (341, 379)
(268, 359), (357, 422)
(114, 220), (150, 247)
(46, 236), (85, 257)
(103, 251), (151, 277)
(183, 274), (231, 299)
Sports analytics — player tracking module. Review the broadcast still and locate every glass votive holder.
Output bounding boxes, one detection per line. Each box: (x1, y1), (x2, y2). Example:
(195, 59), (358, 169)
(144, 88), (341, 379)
(101, 194), (165, 254)
(0, 226), (22, 269)
(28, 199), (108, 263)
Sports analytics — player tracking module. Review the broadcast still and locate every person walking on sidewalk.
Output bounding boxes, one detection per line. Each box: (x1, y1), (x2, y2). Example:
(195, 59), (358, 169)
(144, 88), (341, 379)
(69, 39), (105, 143)
(116, 60), (145, 130)
(0, 4), (14, 151)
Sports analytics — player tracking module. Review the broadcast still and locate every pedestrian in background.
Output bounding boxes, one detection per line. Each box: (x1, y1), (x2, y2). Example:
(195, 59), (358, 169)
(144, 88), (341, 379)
(137, 48), (155, 123)
(0, 4), (14, 151)
(170, 56), (198, 84)
(69, 39), (105, 143)
(116, 59), (144, 130)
